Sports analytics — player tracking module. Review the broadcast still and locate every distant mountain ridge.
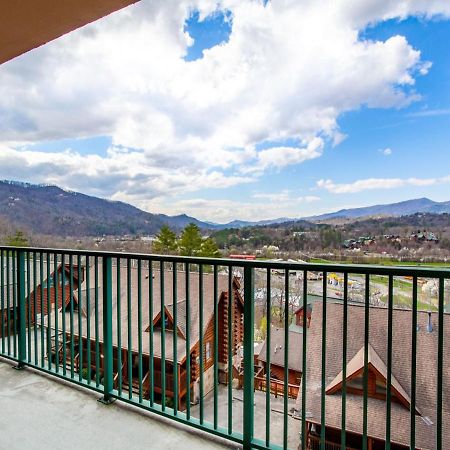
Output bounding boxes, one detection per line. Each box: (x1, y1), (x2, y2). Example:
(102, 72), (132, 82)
(1, 180), (449, 236)
(0, 180), (208, 236)
(306, 198), (450, 222)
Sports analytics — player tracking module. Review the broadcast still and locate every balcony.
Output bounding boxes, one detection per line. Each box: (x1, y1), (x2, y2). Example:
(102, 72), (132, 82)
(0, 246), (449, 449)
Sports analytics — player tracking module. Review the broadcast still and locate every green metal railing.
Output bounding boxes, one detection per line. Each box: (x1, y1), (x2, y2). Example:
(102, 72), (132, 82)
(0, 246), (449, 449)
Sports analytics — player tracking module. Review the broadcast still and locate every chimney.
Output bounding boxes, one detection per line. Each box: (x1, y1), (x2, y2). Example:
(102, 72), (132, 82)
(427, 311), (433, 333)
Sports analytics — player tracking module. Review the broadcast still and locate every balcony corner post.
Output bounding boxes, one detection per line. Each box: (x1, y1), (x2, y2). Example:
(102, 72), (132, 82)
(15, 249), (27, 370)
(243, 265), (255, 449)
(98, 255), (115, 404)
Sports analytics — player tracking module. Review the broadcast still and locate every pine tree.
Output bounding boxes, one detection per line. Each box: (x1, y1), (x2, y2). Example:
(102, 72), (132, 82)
(152, 225), (177, 254)
(199, 237), (221, 258)
(178, 223), (203, 256)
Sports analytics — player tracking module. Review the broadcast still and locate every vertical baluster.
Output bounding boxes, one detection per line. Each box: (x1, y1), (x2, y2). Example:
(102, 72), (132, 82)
(54, 253), (59, 373)
(149, 260), (154, 407)
(160, 261), (166, 410)
(46, 252), (51, 370)
(12, 253), (17, 357)
(17, 250), (26, 368)
(33, 252), (38, 365)
(199, 264), (204, 424)
(301, 270), (308, 450)
(385, 274), (393, 449)
(100, 255), (114, 404)
(437, 277), (444, 450)
(341, 272), (348, 450)
(1, 250), (5, 355)
(86, 257), (91, 385)
(127, 259), (132, 399)
(94, 256), (100, 386)
(266, 268), (271, 447)
(117, 258), (122, 396)
(185, 263), (191, 420)
(69, 255), (75, 379)
(320, 271), (327, 447)
(173, 262), (178, 415)
(39, 253), (44, 366)
(77, 255), (83, 381)
(283, 269), (289, 449)
(27, 251), (31, 363)
(410, 276), (418, 450)
(243, 265), (255, 450)
(7, 253), (11, 356)
(12, 250), (19, 358)
(227, 266), (233, 435)
(362, 274), (370, 450)
(61, 254), (66, 376)
(213, 265), (219, 429)
(138, 259), (143, 403)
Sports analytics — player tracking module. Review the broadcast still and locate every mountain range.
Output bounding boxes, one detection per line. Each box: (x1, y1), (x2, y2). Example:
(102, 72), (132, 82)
(1, 180), (449, 236)
(306, 197), (450, 222)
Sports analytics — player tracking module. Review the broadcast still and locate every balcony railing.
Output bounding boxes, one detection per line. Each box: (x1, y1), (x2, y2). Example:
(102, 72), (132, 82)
(0, 246), (449, 449)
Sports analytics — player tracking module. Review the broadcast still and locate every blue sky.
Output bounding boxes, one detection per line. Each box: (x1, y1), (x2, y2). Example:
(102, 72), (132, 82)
(1, 1), (450, 223)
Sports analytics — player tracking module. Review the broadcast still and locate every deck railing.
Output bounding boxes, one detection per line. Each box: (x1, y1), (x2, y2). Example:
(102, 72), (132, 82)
(0, 246), (449, 449)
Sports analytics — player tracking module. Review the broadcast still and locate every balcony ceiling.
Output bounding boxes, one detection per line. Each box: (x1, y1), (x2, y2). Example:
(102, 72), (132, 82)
(0, 0), (140, 65)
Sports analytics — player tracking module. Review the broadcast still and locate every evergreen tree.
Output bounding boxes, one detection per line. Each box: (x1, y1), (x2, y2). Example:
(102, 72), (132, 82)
(152, 225), (177, 254)
(178, 223), (203, 256)
(199, 237), (221, 258)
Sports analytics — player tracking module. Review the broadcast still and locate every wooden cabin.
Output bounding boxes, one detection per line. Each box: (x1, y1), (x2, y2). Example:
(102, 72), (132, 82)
(255, 326), (303, 398)
(40, 265), (244, 409)
(296, 304), (450, 450)
(0, 258), (83, 338)
(293, 303), (312, 329)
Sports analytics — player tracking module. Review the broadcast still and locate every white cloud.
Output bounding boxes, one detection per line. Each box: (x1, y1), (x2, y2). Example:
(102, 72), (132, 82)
(0, 0), (449, 216)
(0, 144), (253, 201)
(408, 108), (450, 117)
(379, 147), (392, 156)
(150, 193), (321, 223)
(252, 190), (320, 203)
(317, 175), (450, 194)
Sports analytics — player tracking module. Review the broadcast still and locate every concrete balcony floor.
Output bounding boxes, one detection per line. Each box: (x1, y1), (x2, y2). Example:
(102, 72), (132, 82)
(0, 359), (235, 450)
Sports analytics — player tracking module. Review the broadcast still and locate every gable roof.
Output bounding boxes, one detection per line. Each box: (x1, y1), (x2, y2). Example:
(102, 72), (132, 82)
(40, 264), (241, 364)
(325, 343), (420, 414)
(294, 303), (312, 316)
(257, 326), (303, 372)
(295, 303), (450, 449)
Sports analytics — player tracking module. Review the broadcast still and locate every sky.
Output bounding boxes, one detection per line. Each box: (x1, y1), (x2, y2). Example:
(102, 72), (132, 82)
(1, 0), (450, 223)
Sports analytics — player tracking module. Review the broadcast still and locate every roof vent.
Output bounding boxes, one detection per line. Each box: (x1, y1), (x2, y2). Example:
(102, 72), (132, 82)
(422, 416), (433, 426)
(427, 311), (433, 333)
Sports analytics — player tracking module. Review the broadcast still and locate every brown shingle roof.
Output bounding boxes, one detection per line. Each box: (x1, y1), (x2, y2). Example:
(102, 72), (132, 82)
(258, 326), (303, 372)
(42, 265), (236, 364)
(296, 303), (450, 449)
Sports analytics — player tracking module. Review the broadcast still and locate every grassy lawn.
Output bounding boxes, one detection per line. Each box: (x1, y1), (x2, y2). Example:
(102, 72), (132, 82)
(370, 275), (412, 290)
(309, 257), (449, 268)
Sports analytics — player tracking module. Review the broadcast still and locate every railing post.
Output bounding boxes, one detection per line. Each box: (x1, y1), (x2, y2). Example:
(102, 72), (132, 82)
(99, 256), (114, 404)
(15, 249), (26, 369)
(243, 266), (255, 449)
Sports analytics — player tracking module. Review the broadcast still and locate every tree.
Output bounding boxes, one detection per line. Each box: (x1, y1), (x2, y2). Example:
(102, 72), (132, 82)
(5, 230), (28, 247)
(152, 225), (177, 254)
(199, 237), (221, 258)
(178, 223), (203, 256)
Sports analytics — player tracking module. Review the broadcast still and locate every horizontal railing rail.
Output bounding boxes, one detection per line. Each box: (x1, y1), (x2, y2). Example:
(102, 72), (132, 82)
(0, 246), (448, 449)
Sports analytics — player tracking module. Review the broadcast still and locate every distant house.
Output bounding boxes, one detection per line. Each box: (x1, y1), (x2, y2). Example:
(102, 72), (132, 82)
(255, 326), (303, 398)
(40, 266), (244, 409)
(292, 303), (312, 329)
(410, 230), (439, 243)
(296, 303), (450, 449)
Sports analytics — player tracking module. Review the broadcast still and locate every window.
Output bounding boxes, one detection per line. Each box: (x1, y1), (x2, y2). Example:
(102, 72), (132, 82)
(206, 342), (211, 361)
